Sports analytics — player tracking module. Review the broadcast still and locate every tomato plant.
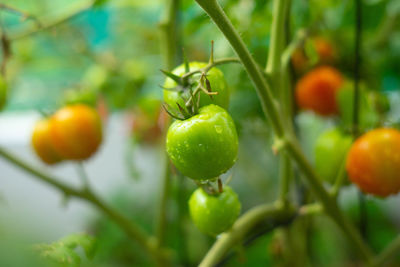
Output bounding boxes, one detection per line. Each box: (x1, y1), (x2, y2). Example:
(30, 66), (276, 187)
(188, 186), (241, 236)
(166, 104), (238, 180)
(346, 128), (400, 197)
(1, 0), (400, 266)
(31, 119), (63, 165)
(50, 104), (103, 161)
(295, 66), (344, 116)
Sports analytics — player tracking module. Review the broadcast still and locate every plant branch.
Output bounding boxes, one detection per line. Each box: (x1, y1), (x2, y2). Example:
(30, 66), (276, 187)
(330, 159), (347, 197)
(8, 0), (95, 41)
(159, 0), (180, 70)
(0, 3), (42, 27)
(0, 147), (169, 264)
(373, 235), (400, 266)
(199, 202), (296, 267)
(353, 0), (368, 241)
(76, 162), (90, 190)
(267, 0), (293, 206)
(281, 29), (308, 71)
(278, 154), (291, 203)
(155, 155), (171, 247)
(265, 0), (289, 74)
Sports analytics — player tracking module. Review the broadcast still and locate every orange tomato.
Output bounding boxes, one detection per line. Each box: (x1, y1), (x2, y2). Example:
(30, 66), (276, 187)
(295, 66), (343, 116)
(31, 119), (63, 165)
(50, 104), (103, 160)
(346, 128), (400, 197)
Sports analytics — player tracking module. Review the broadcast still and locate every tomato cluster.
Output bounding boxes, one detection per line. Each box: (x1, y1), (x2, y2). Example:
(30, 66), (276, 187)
(31, 104), (103, 164)
(163, 62), (240, 236)
(293, 39), (398, 198)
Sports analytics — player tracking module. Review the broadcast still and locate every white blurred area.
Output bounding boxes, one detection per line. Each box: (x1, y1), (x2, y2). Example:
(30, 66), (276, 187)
(0, 111), (163, 243)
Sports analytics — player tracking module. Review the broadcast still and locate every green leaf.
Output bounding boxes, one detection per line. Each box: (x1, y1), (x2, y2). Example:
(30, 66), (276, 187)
(34, 243), (81, 266)
(33, 233), (97, 266)
(160, 69), (182, 85)
(60, 233), (97, 259)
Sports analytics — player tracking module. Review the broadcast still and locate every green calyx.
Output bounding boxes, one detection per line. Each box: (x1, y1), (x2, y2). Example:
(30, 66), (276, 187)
(162, 62), (230, 120)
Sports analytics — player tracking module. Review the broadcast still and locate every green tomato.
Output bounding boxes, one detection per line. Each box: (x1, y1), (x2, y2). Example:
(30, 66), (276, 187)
(166, 104), (238, 180)
(314, 128), (352, 183)
(163, 62), (229, 113)
(0, 75), (7, 111)
(189, 186), (241, 236)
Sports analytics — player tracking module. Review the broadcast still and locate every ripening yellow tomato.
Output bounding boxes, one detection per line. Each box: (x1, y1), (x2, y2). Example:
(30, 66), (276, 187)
(346, 128), (400, 197)
(31, 119), (63, 165)
(50, 105), (103, 160)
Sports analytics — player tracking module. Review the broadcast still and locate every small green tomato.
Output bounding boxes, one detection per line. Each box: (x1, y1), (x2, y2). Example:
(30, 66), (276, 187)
(166, 104), (238, 180)
(189, 186), (241, 236)
(163, 62), (229, 113)
(314, 128), (352, 183)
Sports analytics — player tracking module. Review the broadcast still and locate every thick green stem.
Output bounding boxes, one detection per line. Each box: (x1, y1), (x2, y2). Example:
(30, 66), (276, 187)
(194, 0), (285, 138)
(267, 0), (293, 205)
(155, 0), (180, 250)
(0, 147), (169, 264)
(155, 155), (171, 247)
(199, 202), (296, 267)
(265, 0), (289, 74)
(159, 0), (180, 70)
(373, 235), (400, 266)
(194, 0), (374, 263)
(330, 159), (347, 197)
(278, 154), (291, 203)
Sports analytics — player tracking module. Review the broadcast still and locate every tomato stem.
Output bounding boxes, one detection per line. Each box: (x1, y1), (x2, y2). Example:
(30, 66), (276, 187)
(199, 202), (296, 266)
(218, 178), (223, 193)
(155, 154), (172, 248)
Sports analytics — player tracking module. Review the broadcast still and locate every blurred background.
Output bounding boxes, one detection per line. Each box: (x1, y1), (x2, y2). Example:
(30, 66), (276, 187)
(1, 0), (400, 266)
